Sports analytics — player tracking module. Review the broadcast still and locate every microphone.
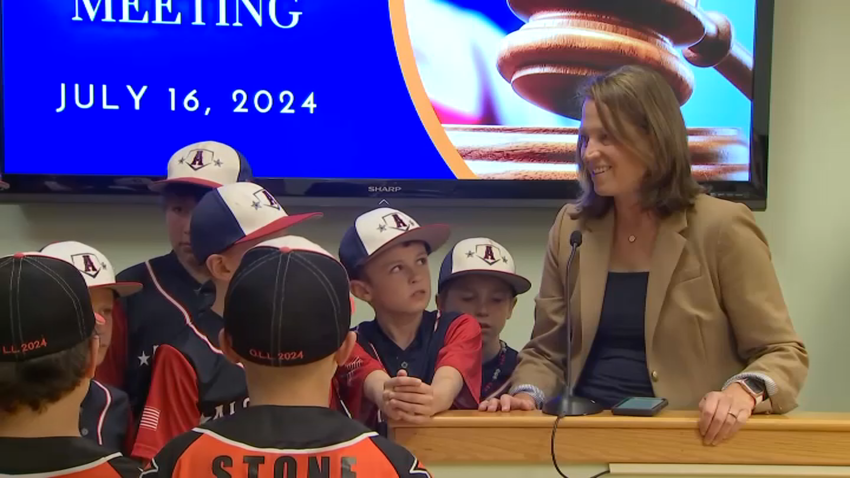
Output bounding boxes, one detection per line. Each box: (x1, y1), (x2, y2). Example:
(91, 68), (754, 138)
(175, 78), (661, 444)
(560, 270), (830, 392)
(542, 230), (603, 417)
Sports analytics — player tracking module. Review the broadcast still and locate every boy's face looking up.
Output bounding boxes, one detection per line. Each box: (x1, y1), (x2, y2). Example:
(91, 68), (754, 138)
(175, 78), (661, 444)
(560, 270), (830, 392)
(352, 241), (431, 316)
(438, 275), (516, 347)
(89, 288), (115, 366)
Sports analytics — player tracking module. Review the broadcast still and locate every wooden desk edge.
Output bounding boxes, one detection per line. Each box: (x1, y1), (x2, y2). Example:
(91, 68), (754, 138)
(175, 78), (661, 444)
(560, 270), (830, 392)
(389, 410), (850, 432)
(389, 411), (850, 466)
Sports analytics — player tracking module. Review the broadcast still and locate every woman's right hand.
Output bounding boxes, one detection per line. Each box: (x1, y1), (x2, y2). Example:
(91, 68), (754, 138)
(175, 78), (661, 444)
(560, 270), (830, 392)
(478, 393), (537, 412)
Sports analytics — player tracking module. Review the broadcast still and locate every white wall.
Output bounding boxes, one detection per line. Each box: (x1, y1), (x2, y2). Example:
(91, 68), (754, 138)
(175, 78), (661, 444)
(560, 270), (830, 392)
(0, 0), (846, 412)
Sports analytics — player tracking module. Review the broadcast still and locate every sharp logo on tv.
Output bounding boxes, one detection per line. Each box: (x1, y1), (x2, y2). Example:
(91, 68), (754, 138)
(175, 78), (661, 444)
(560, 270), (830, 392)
(72, 0), (303, 29)
(368, 186), (402, 193)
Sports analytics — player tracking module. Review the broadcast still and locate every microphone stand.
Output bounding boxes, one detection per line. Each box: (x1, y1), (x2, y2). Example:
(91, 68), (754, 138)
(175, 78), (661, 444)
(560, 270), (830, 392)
(542, 231), (603, 417)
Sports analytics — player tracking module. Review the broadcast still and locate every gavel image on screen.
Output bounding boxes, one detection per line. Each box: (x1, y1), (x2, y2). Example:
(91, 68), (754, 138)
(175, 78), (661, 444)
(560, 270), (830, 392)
(445, 0), (753, 181)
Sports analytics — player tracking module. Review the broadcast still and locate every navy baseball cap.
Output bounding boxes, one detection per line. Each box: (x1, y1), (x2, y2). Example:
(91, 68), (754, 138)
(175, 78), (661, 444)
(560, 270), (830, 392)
(0, 253), (97, 362)
(338, 207), (450, 276)
(439, 238), (531, 295)
(224, 236), (352, 367)
(150, 141), (253, 192)
(190, 182), (321, 264)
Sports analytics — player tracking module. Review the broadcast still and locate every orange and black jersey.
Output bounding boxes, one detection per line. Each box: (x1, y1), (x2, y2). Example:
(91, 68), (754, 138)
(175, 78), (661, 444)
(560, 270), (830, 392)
(145, 406), (430, 478)
(0, 436), (141, 477)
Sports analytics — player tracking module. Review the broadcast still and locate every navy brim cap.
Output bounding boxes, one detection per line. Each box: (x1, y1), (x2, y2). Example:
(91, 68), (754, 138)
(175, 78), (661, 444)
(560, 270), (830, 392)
(224, 236), (351, 367)
(0, 253), (96, 362)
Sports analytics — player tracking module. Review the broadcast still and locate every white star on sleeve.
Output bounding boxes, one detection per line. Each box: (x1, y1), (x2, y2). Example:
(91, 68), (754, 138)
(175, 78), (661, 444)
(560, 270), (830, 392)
(138, 351), (150, 366)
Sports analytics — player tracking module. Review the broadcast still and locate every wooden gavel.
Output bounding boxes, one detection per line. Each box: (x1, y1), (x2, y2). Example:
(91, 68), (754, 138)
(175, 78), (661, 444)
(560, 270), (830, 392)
(496, 0), (754, 119)
(445, 125), (749, 181)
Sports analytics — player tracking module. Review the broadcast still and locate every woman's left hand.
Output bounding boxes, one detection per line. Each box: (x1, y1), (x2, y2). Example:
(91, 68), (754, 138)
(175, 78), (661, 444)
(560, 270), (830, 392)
(698, 383), (756, 445)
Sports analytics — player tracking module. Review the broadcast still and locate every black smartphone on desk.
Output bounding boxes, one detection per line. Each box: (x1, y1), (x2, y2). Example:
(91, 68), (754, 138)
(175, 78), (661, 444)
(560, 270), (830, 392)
(611, 397), (668, 416)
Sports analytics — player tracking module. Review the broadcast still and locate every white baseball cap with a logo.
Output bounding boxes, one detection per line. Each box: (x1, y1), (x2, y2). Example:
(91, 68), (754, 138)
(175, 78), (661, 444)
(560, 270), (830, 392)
(338, 207), (450, 276)
(189, 182), (322, 264)
(438, 237), (531, 295)
(39, 241), (143, 297)
(149, 141), (253, 192)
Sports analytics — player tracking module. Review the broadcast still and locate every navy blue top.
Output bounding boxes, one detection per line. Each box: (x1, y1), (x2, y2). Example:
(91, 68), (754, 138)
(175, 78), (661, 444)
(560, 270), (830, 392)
(574, 272), (655, 408)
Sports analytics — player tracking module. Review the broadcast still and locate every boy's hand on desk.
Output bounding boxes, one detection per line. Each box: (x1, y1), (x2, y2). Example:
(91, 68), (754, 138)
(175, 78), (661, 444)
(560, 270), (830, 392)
(383, 369), (436, 424)
(478, 393), (536, 412)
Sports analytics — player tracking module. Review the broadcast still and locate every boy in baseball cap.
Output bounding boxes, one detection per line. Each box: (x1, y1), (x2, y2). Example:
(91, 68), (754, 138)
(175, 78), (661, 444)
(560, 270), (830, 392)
(40, 241), (143, 453)
(131, 181), (320, 462)
(99, 141), (254, 424)
(146, 237), (430, 478)
(435, 238), (531, 400)
(0, 253), (140, 477)
(339, 207), (482, 427)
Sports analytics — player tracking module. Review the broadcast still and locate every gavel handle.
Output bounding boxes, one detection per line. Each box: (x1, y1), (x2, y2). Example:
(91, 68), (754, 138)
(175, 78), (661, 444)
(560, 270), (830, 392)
(713, 42), (753, 99)
(684, 11), (753, 100)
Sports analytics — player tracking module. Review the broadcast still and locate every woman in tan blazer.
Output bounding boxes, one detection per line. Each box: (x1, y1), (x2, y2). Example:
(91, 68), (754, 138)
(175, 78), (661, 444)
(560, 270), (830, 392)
(480, 66), (808, 445)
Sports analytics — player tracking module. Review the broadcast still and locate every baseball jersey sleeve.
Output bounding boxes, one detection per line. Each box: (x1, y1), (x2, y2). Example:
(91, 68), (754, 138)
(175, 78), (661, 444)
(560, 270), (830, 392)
(437, 314), (482, 409)
(142, 432), (203, 478)
(132, 345), (200, 462)
(336, 341), (386, 421)
(371, 435), (432, 478)
(96, 299), (128, 389)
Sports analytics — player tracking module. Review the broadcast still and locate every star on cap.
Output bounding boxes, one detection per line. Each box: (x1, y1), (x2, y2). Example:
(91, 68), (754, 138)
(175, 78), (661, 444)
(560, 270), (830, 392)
(377, 224), (387, 232)
(466, 250), (474, 258)
(252, 200), (261, 210)
(502, 257), (509, 263)
(178, 158), (186, 164)
(101, 262), (108, 269)
(213, 159), (223, 167)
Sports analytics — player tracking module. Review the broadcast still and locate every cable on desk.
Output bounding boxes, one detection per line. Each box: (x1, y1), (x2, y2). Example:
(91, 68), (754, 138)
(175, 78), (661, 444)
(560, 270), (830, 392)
(550, 417), (611, 478)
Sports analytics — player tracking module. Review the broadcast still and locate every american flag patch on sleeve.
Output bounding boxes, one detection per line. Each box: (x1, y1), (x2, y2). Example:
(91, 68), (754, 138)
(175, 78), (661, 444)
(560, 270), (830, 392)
(140, 407), (161, 431)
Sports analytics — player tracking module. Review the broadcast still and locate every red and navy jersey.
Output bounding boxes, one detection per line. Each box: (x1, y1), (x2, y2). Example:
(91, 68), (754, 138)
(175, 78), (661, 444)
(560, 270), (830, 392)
(99, 252), (212, 419)
(481, 341), (519, 400)
(0, 436), (141, 477)
(144, 406), (430, 478)
(81, 379), (133, 454)
(132, 309), (247, 462)
(355, 310), (482, 427)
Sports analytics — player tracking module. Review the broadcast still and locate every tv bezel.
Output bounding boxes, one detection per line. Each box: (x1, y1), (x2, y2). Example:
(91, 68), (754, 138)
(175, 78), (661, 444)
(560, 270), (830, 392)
(0, 0), (773, 210)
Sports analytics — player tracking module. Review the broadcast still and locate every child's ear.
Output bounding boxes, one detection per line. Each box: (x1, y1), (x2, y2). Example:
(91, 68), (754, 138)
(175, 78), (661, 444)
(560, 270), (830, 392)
(218, 330), (242, 365)
(350, 280), (372, 303)
(435, 291), (445, 311)
(507, 296), (518, 320)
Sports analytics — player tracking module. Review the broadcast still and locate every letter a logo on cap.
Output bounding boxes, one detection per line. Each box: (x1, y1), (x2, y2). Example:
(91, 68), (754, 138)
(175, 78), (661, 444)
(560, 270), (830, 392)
(381, 213), (414, 233)
(476, 244), (505, 266)
(252, 189), (281, 211)
(72, 253), (103, 278)
(181, 149), (221, 171)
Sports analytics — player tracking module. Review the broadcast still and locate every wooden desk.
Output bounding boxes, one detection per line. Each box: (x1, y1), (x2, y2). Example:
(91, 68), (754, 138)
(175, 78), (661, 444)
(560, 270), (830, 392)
(391, 411), (850, 477)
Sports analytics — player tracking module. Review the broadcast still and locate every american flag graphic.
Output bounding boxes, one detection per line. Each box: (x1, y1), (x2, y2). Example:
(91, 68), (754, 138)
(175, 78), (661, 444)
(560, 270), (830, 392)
(140, 406), (161, 431)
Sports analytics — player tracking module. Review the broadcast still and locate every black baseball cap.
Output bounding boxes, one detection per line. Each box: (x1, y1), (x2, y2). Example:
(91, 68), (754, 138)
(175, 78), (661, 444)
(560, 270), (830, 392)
(0, 253), (96, 362)
(224, 236), (352, 367)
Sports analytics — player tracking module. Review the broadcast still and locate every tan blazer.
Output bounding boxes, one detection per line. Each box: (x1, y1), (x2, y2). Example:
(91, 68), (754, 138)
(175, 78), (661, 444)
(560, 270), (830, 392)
(512, 195), (808, 413)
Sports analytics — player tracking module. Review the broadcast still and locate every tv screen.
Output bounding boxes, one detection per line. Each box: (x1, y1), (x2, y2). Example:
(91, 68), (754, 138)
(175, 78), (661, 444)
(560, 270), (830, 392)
(0, 0), (773, 206)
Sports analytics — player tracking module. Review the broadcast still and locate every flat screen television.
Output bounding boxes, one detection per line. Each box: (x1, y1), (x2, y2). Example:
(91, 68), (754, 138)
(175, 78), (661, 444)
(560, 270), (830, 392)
(0, 0), (773, 208)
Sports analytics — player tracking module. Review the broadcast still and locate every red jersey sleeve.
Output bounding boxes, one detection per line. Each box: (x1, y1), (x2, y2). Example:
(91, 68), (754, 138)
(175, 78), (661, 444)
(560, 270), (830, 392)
(131, 345), (199, 462)
(96, 299), (128, 389)
(437, 314), (482, 409)
(335, 341), (386, 422)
